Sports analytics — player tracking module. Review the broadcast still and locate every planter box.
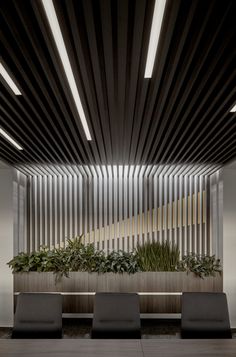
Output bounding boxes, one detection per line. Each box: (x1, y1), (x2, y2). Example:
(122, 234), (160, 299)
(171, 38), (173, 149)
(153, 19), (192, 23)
(14, 272), (222, 314)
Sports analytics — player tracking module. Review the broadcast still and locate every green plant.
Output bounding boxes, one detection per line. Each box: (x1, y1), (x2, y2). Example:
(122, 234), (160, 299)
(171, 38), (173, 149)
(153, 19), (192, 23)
(135, 241), (180, 271)
(7, 236), (139, 277)
(7, 252), (31, 273)
(7, 237), (222, 279)
(178, 253), (222, 278)
(98, 251), (140, 274)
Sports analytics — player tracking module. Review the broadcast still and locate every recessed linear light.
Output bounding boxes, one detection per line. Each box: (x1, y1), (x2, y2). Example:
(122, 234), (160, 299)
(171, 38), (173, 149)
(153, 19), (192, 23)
(230, 104), (236, 113)
(144, 0), (167, 79)
(41, 0), (92, 141)
(0, 63), (22, 95)
(0, 128), (23, 150)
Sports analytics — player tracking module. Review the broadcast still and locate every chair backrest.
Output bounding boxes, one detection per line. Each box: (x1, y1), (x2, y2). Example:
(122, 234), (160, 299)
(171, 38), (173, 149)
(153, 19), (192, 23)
(15, 293), (62, 323)
(181, 292), (230, 324)
(93, 292), (140, 322)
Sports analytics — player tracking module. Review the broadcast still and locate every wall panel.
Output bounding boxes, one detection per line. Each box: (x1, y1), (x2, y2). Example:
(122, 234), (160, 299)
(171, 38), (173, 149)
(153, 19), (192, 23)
(14, 165), (217, 257)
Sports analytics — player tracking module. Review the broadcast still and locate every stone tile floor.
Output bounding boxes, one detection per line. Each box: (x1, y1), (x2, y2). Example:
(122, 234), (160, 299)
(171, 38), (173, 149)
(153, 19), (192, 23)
(1, 319), (236, 339)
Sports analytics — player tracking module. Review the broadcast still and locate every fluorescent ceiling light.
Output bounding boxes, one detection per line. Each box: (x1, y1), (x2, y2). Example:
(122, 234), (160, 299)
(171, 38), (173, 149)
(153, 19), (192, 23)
(230, 104), (236, 113)
(41, 0), (92, 141)
(0, 63), (22, 95)
(0, 128), (23, 150)
(144, 0), (167, 78)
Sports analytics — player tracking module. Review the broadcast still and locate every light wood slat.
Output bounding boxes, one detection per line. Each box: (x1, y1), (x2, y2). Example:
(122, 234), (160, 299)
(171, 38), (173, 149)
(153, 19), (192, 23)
(184, 175), (188, 255)
(113, 166), (118, 251)
(73, 174), (77, 240)
(99, 166), (106, 253)
(133, 166), (139, 249)
(78, 173), (83, 237)
(199, 175), (203, 255)
(107, 165), (113, 252)
(178, 175), (183, 256)
(158, 175), (163, 244)
(128, 166), (134, 251)
(123, 166), (128, 252)
(194, 175), (198, 255)
(153, 171), (158, 243)
(118, 166), (123, 250)
(173, 175), (178, 248)
(57, 175), (62, 246)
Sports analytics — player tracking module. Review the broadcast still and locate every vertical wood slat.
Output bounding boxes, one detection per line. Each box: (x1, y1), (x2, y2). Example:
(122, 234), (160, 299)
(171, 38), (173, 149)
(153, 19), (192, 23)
(174, 175), (178, 249)
(68, 175), (73, 242)
(164, 175), (168, 244)
(123, 166), (128, 252)
(169, 174), (173, 245)
(199, 175), (203, 255)
(194, 175), (198, 254)
(128, 166), (134, 251)
(118, 166), (123, 250)
(159, 175), (163, 244)
(153, 172), (158, 243)
(178, 175), (183, 256)
(113, 166), (118, 251)
(184, 175), (188, 255)
(102, 166), (108, 252)
(58, 175), (62, 246)
(107, 166), (113, 252)
(204, 175), (208, 255)
(133, 167), (138, 249)
(73, 174), (77, 241)
(78, 173), (83, 237)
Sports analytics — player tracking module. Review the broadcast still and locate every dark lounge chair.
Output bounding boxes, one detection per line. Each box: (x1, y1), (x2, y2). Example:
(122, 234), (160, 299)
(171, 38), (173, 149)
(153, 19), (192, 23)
(12, 293), (62, 338)
(91, 292), (141, 339)
(181, 292), (232, 339)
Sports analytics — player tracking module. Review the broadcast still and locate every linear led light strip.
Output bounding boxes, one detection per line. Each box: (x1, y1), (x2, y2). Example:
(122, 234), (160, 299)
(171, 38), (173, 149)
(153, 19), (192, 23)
(0, 128), (23, 150)
(144, 0), (167, 78)
(0, 62), (22, 95)
(41, 0), (92, 141)
(230, 104), (236, 112)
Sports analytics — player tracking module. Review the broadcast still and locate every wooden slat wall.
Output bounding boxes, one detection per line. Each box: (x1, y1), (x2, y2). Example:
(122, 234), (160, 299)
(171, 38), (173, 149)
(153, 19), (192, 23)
(13, 170), (27, 255)
(12, 164), (221, 257)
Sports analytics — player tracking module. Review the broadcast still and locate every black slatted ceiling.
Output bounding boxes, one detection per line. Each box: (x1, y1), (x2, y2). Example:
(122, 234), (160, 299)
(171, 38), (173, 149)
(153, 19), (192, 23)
(0, 0), (235, 168)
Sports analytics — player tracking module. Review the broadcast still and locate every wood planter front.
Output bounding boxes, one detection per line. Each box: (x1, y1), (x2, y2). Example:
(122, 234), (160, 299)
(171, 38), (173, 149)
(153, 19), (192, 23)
(14, 272), (222, 314)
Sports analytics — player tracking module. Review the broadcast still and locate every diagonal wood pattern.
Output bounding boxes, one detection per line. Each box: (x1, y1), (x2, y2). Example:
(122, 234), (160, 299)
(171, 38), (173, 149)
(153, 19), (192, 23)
(14, 164), (214, 257)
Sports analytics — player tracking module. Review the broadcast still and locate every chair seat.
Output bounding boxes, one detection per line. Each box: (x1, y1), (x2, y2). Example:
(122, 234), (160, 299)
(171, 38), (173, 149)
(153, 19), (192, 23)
(91, 293), (141, 339)
(181, 292), (232, 339)
(12, 293), (62, 339)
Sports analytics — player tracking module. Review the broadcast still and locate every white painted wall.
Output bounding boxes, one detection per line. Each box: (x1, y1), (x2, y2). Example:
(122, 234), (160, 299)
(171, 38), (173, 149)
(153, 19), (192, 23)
(222, 163), (236, 328)
(0, 166), (14, 327)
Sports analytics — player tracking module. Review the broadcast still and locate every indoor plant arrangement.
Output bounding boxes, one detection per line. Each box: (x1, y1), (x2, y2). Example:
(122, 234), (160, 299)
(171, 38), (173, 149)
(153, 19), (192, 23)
(8, 236), (221, 279)
(9, 237), (222, 314)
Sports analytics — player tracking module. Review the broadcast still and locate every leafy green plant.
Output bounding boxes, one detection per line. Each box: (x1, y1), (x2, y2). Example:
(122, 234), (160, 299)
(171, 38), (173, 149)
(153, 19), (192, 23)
(98, 251), (140, 274)
(7, 252), (30, 273)
(7, 236), (139, 277)
(178, 253), (222, 278)
(7, 237), (222, 279)
(135, 241), (180, 271)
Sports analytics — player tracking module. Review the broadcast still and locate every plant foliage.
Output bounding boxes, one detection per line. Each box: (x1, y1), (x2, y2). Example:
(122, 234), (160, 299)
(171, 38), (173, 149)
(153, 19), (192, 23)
(178, 253), (222, 278)
(7, 237), (221, 279)
(136, 241), (180, 272)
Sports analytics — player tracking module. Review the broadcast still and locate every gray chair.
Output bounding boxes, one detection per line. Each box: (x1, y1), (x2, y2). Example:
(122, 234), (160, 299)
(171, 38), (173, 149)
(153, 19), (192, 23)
(181, 292), (232, 339)
(12, 293), (62, 338)
(91, 292), (141, 339)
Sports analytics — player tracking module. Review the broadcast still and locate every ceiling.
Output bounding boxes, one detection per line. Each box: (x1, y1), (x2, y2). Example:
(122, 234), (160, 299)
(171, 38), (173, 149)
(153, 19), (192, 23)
(0, 0), (236, 172)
